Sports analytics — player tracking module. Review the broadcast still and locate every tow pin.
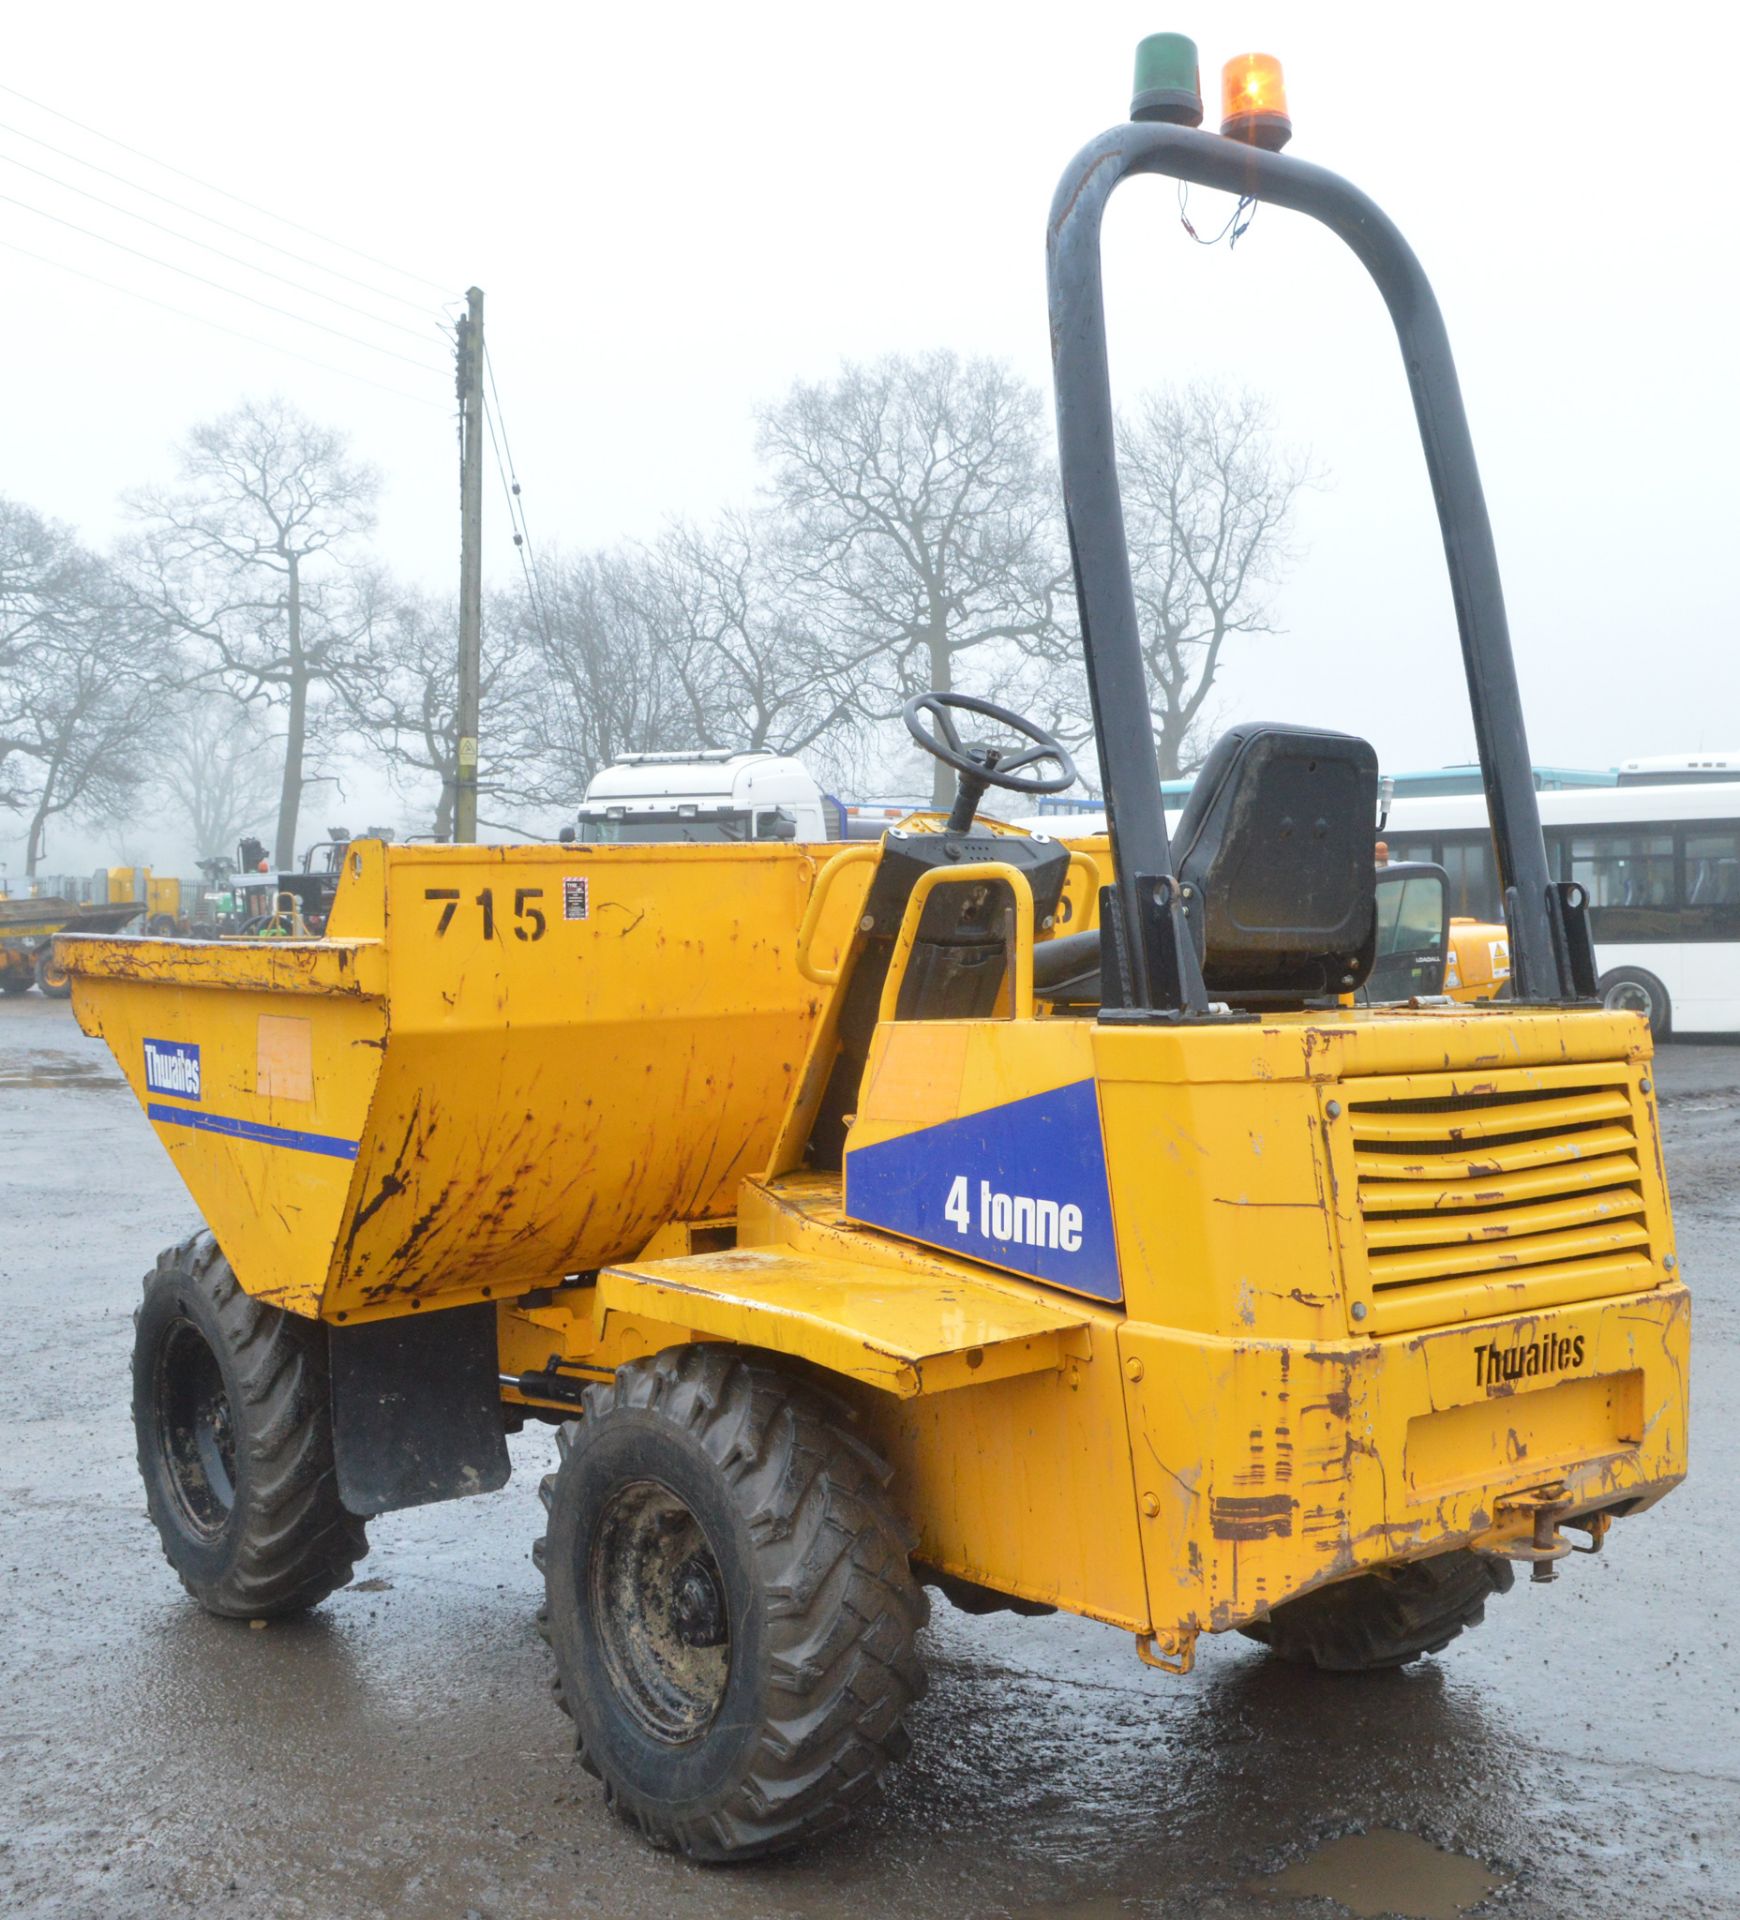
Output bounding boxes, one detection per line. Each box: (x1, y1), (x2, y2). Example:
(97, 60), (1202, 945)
(1532, 1508), (1559, 1584)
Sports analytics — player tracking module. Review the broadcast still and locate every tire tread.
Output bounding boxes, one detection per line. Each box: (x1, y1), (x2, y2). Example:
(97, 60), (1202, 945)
(541, 1346), (927, 1860)
(1243, 1549), (1514, 1671)
(135, 1229), (367, 1618)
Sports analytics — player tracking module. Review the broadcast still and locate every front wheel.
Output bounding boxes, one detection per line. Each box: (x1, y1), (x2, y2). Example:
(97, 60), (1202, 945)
(34, 948), (72, 999)
(537, 1347), (928, 1860)
(134, 1231), (368, 1616)
(1241, 1550), (1514, 1671)
(1599, 965), (1671, 1040)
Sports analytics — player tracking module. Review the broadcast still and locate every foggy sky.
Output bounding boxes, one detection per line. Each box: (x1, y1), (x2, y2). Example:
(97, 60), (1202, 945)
(5, 1), (1736, 874)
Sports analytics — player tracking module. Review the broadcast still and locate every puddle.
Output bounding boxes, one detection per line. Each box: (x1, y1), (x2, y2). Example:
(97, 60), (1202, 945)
(1253, 1829), (1506, 1918)
(0, 1056), (124, 1091)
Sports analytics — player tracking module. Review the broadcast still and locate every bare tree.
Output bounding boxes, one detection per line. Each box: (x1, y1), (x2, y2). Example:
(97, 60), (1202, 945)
(649, 513), (862, 761)
(128, 396), (381, 866)
(13, 662), (167, 877)
(153, 698), (279, 868)
(514, 546), (689, 804)
(1113, 384), (1315, 778)
(0, 502), (177, 875)
(757, 352), (1067, 806)
(3, 497), (91, 813)
(341, 585), (534, 839)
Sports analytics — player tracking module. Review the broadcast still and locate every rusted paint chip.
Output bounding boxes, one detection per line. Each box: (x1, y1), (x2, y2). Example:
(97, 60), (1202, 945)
(1211, 1492), (1296, 1541)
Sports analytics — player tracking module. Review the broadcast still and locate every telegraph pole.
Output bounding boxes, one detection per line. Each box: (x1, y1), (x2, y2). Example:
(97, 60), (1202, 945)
(454, 285), (485, 843)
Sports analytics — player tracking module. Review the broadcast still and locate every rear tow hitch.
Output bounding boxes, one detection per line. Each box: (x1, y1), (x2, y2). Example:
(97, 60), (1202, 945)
(1474, 1487), (1612, 1583)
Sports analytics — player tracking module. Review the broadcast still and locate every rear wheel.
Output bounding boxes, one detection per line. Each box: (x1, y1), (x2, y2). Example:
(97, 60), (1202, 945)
(133, 1231), (368, 1616)
(0, 962), (31, 995)
(1241, 1550), (1514, 1671)
(33, 948), (71, 999)
(1599, 965), (1671, 1039)
(536, 1347), (928, 1860)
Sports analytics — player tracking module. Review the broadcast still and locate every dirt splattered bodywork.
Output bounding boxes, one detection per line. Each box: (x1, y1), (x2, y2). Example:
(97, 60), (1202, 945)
(62, 844), (1689, 1659)
(52, 56), (1694, 1862)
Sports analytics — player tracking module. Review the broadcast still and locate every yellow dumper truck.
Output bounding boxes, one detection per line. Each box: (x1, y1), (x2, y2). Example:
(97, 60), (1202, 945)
(61, 39), (1686, 1863)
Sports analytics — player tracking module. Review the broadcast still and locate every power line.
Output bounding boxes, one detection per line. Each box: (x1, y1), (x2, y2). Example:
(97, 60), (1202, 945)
(0, 147), (441, 342)
(483, 345), (528, 492)
(0, 234), (446, 410)
(482, 345), (555, 626)
(0, 187), (447, 374)
(482, 389), (554, 642)
(0, 117), (440, 318)
(0, 80), (448, 294)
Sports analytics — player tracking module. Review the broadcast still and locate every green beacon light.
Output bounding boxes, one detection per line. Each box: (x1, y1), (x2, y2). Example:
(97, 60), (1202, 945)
(1131, 32), (1203, 127)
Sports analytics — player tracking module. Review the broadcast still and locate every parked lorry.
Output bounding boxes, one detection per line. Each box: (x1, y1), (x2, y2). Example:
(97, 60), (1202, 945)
(57, 36), (1687, 1864)
(577, 749), (841, 843)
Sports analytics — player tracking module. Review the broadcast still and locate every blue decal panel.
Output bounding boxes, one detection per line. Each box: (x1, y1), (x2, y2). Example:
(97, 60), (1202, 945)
(147, 1103), (359, 1162)
(845, 1078), (1121, 1302)
(142, 1038), (202, 1101)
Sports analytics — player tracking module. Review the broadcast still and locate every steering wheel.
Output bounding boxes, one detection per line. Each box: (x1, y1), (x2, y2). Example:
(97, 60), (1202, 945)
(903, 692), (1076, 832)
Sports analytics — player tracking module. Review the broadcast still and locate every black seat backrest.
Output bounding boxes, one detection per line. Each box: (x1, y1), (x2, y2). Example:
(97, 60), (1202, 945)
(1173, 722), (1379, 999)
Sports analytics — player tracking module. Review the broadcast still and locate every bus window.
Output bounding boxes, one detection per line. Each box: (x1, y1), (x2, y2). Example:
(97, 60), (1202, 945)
(1568, 833), (1677, 941)
(1684, 830), (1740, 939)
(1440, 835), (1501, 921)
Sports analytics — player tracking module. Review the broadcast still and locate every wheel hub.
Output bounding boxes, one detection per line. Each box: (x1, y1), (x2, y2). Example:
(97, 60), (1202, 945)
(670, 1554), (728, 1648)
(589, 1478), (731, 1743)
(156, 1317), (238, 1538)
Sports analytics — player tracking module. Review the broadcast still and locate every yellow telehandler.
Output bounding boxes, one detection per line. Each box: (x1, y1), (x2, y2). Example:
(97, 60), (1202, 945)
(60, 37), (1687, 1863)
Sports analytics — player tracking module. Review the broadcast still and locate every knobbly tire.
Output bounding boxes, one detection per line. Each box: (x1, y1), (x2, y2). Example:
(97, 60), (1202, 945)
(1242, 1549), (1515, 1671)
(134, 1230), (368, 1617)
(33, 948), (72, 999)
(535, 1346), (929, 1861)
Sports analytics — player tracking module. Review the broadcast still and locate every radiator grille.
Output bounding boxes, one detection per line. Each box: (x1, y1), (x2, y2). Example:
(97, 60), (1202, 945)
(1345, 1068), (1657, 1335)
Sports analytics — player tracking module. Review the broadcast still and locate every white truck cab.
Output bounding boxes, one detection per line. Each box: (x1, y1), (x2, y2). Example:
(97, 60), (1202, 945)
(576, 750), (835, 843)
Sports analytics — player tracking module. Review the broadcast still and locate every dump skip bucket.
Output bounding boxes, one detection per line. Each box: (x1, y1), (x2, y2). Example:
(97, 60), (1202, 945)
(62, 839), (840, 1321)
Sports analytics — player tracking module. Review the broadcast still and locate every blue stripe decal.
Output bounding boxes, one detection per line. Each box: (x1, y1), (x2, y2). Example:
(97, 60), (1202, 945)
(845, 1078), (1122, 1303)
(147, 1102), (359, 1161)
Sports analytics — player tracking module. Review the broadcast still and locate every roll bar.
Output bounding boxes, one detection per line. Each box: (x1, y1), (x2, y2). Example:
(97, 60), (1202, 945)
(1047, 123), (1596, 1019)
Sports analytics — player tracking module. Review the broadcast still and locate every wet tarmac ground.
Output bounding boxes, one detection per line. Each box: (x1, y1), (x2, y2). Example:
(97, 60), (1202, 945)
(2, 994), (1737, 1919)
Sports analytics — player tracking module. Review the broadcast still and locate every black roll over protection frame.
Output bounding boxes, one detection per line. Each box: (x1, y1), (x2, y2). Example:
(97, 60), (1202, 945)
(1046, 121), (1599, 1021)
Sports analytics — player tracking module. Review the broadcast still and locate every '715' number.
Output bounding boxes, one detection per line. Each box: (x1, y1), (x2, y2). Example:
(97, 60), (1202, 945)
(424, 886), (546, 941)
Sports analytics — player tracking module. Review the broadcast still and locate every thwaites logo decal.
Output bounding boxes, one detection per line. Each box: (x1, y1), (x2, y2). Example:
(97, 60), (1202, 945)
(142, 1038), (201, 1101)
(845, 1078), (1121, 1302)
(1475, 1331), (1585, 1389)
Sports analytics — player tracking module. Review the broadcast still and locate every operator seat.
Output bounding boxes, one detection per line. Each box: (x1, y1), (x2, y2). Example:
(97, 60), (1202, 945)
(1032, 722), (1380, 1007)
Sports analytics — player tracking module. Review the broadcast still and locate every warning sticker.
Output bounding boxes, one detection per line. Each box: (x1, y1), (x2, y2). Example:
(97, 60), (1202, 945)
(563, 876), (590, 921)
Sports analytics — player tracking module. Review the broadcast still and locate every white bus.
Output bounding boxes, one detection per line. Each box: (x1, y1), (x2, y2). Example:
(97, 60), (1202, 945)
(1383, 782), (1740, 1036)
